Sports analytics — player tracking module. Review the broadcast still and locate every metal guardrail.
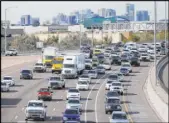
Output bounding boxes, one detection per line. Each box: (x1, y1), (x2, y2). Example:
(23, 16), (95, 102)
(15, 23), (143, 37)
(1, 50), (41, 56)
(156, 55), (169, 94)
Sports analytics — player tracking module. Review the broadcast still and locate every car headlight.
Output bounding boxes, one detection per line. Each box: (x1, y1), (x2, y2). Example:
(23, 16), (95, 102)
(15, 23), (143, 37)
(63, 117), (67, 120)
(106, 105), (111, 109)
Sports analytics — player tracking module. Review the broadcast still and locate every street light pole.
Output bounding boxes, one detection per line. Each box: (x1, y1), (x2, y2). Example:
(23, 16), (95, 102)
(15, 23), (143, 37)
(4, 6), (18, 54)
(164, 1), (167, 53)
(154, 1), (157, 85)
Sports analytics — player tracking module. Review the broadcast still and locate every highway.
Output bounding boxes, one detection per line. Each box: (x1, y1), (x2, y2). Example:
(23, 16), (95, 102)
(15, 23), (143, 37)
(1, 54), (161, 123)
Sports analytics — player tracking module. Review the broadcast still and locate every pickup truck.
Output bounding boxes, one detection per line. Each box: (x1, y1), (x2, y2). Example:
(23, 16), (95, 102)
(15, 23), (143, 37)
(37, 88), (53, 101)
(33, 63), (46, 73)
(48, 76), (65, 89)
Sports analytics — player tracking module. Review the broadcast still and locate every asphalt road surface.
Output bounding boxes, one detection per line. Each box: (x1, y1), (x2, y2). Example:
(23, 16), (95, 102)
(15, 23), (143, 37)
(162, 63), (169, 91)
(1, 57), (161, 123)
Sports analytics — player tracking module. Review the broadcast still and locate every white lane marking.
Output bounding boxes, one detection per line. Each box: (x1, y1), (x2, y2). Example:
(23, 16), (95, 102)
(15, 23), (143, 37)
(15, 115), (18, 119)
(57, 101), (59, 103)
(53, 108), (56, 111)
(84, 74), (107, 123)
(95, 79), (107, 123)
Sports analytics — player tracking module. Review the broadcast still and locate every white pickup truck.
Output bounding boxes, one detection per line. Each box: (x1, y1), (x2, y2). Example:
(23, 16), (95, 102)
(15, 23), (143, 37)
(33, 62), (46, 73)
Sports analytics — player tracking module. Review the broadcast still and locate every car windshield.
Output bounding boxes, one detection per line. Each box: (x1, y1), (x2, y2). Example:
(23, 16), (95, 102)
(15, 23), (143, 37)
(112, 83), (121, 86)
(88, 70), (96, 74)
(104, 61), (110, 65)
(21, 70), (31, 74)
(64, 64), (75, 68)
(65, 109), (78, 115)
(53, 59), (63, 64)
(142, 54), (148, 56)
(39, 88), (49, 92)
(108, 75), (118, 80)
(1, 83), (7, 85)
(107, 99), (120, 103)
(28, 102), (43, 107)
(68, 100), (80, 104)
(78, 81), (88, 84)
(45, 56), (54, 60)
(93, 60), (97, 62)
(85, 60), (91, 63)
(3, 77), (12, 80)
(50, 77), (60, 81)
(95, 50), (100, 52)
(107, 92), (119, 97)
(107, 81), (112, 84)
(122, 64), (130, 67)
(97, 66), (104, 69)
(105, 51), (110, 53)
(35, 63), (43, 66)
(98, 56), (104, 59)
(112, 113), (127, 120)
(80, 75), (88, 78)
(69, 89), (79, 93)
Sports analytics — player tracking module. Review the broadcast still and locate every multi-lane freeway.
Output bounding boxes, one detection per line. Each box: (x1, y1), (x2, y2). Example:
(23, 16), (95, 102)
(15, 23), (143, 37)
(1, 53), (161, 123)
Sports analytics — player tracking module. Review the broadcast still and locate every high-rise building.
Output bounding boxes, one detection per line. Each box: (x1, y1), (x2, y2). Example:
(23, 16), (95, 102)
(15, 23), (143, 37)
(56, 13), (68, 24)
(98, 8), (107, 17)
(106, 9), (116, 18)
(68, 15), (77, 25)
(21, 15), (31, 26)
(126, 3), (135, 21)
(136, 10), (150, 21)
(31, 17), (40, 26)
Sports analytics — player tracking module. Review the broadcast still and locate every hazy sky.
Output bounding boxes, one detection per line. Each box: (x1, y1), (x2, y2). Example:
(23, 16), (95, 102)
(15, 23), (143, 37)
(1, 1), (168, 23)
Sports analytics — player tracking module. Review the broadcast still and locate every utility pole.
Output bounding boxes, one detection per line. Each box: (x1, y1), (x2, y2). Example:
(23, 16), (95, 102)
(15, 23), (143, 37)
(164, 1), (167, 54)
(154, 1), (157, 86)
(92, 26), (94, 48)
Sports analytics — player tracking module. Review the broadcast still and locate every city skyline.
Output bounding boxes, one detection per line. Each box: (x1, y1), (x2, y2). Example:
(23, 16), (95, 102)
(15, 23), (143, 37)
(1, 1), (168, 24)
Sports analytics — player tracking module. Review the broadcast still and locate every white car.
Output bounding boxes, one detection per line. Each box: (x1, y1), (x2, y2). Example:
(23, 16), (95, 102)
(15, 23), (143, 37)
(67, 88), (81, 100)
(5, 49), (18, 56)
(1, 82), (10, 92)
(105, 80), (113, 90)
(88, 70), (98, 79)
(2, 76), (15, 86)
(121, 63), (132, 73)
(139, 52), (150, 61)
(78, 74), (91, 84)
(107, 74), (119, 82)
(76, 80), (89, 90)
(104, 50), (111, 57)
(110, 82), (124, 95)
(66, 99), (82, 112)
(109, 111), (129, 123)
(116, 73), (124, 82)
(102, 60), (111, 70)
(85, 59), (92, 69)
(25, 100), (47, 121)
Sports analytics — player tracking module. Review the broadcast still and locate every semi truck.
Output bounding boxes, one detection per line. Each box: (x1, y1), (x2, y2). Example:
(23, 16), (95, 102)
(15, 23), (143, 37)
(42, 47), (58, 68)
(51, 55), (64, 74)
(61, 53), (85, 79)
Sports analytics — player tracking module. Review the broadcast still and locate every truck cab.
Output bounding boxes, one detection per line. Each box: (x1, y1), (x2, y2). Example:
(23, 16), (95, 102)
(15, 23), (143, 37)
(52, 56), (64, 74)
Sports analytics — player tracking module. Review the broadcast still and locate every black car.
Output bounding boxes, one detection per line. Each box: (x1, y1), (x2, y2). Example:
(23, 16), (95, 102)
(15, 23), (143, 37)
(105, 97), (121, 114)
(111, 55), (121, 65)
(105, 91), (120, 99)
(20, 70), (33, 79)
(130, 57), (140, 66)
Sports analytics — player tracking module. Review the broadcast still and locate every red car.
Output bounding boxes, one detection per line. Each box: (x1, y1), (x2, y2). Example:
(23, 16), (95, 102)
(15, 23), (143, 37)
(38, 88), (53, 101)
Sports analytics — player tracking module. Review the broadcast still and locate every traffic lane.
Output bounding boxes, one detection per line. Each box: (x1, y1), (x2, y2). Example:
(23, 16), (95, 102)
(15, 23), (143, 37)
(1, 72), (52, 122)
(125, 62), (161, 122)
(162, 63), (168, 90)
(12, 73), (102, 123)
(85, 66), (120, 123)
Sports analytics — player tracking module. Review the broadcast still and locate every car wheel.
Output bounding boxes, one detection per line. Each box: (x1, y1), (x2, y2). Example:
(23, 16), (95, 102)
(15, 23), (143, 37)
(121, 92), (123, 95)
(105, 111), (108, 114)
(41, 118), (45, 121)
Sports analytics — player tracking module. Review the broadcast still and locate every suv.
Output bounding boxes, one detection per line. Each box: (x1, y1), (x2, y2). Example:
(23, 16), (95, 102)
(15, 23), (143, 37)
(33, 62), (46, 73)
(130, 57), (140, 66)
(25, 100), (47, 121)
(48, 76), (65, 89)
(105, 97), (121, 114)
(66, 99), (82, 112)
(37, 88), (53, 101)
(110, 82), (124, 95)
(67, 89), (81, 100)
(20, 70), (33, 79)
(5, 49), (17, 56)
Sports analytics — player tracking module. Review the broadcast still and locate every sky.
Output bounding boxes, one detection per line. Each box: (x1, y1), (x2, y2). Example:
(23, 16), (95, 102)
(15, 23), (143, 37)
(1, 1), (168, 24)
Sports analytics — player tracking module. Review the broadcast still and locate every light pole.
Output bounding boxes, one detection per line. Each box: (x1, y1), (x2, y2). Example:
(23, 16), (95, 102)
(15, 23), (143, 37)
(164, 1), (167, 53)
(154, 1), (157, 85)
(4, 6), (18, 54)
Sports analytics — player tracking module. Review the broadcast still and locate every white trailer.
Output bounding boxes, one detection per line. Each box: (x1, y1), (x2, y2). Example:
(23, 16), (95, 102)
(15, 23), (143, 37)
(62, 53), (85, 78)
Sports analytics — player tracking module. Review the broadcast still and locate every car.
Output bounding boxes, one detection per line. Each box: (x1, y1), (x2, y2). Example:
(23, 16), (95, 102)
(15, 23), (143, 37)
(130, 56), (140, 66)
(138, 45), (148, 52)
(93, 49), (102, 56)
(37, 88), (53, 101)
(139, 51), (150, 61)
(130, 47), (137, 52)
(111, 55), (121, 65)
(76, 80), (89, 90)
(120, 68), (129, 76)
(66, 99), (82, 112)
(120, 54), (129, 62)
(85, 59), (92, 70)
(25, 100), (47, 121)
(110, 82), (124, 95)
(109, 111), (129, 123)
(121, 63), (132, 73)
(97, 54), (105, 64)
(83, 50), (91, 58)
(62, 109), (81, 123)
(78, 74), (91, 84)
(1, 82), (10, 92)
(104, 50), (111, 58)
(2, 76), (15, 86)
(20, 69), (33, 79)
(33, 62), (46, 73)
(102, 59), (112, 70)
(107, 74), (119, 82)
(105, 97), (121, 114)
(105, 91), (120, 100)
(48, 76), (65, 89)
(82, 70), (89, 75)
(96, 66), (105, 74)
(5, 49), (17, 56)
(115, 72), (124, 82)
(67, 88), (81, 100)
(88, 70), (98, 79)
(105, 81), (113, 90)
